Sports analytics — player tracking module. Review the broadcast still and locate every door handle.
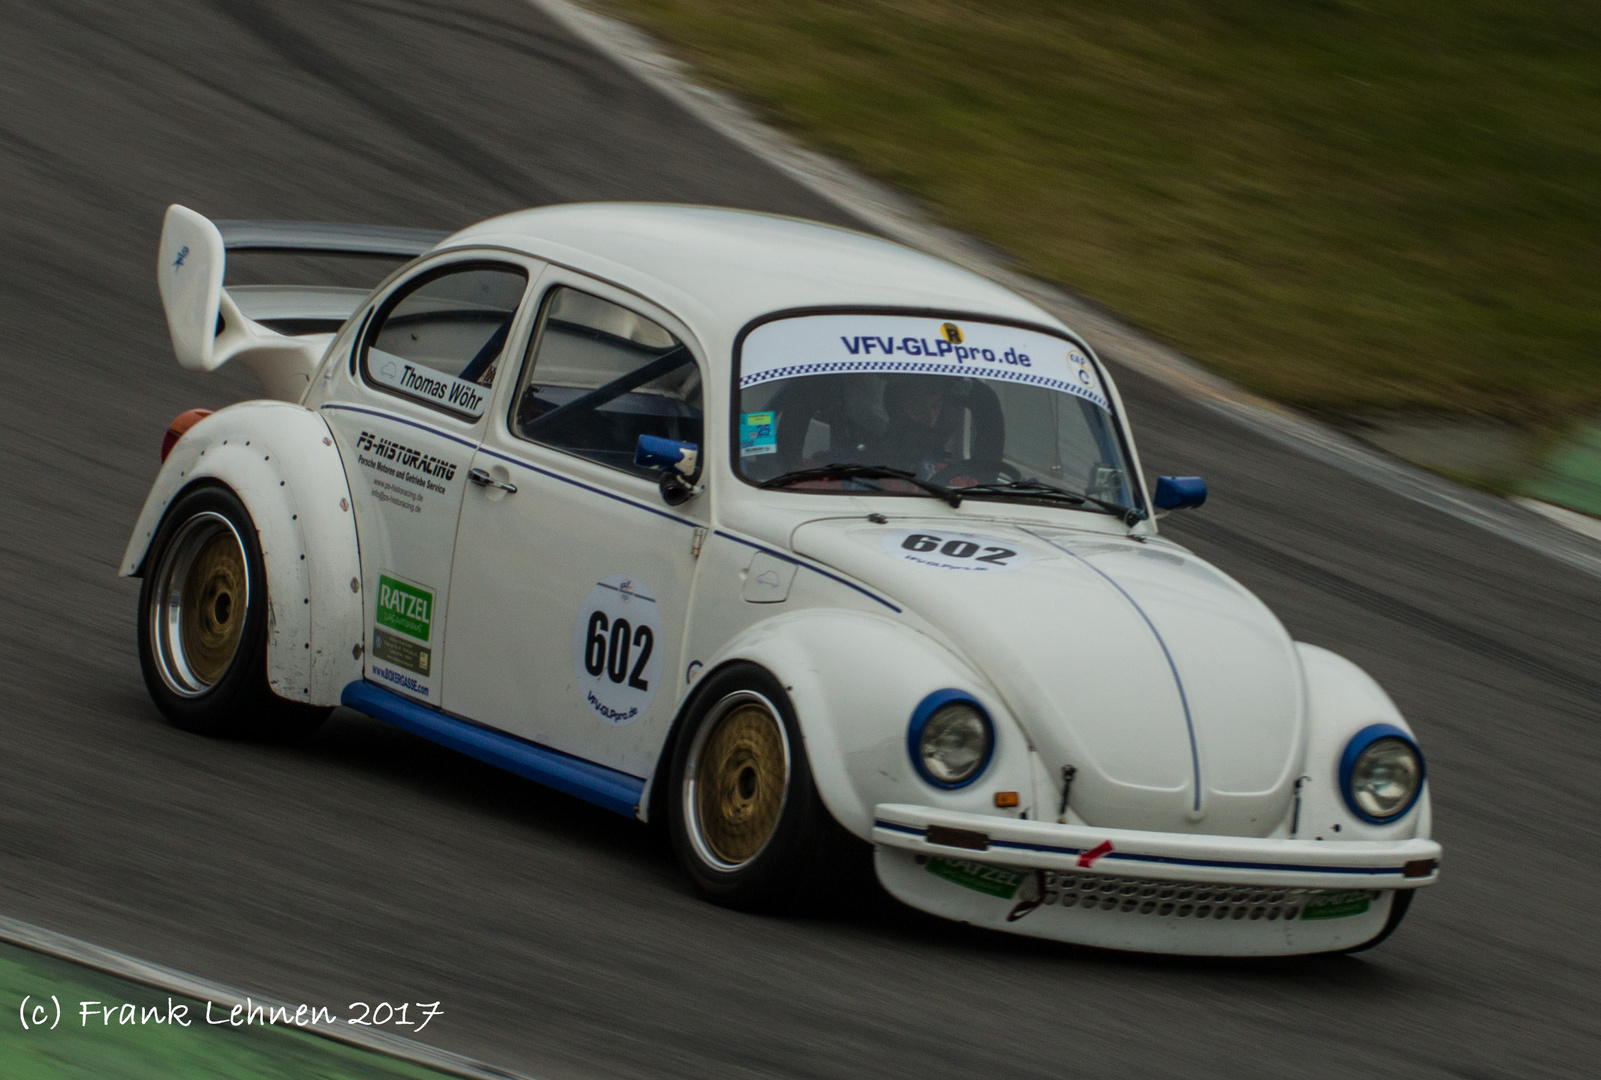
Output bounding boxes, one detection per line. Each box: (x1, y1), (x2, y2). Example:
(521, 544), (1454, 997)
(468, 467), (517, 494)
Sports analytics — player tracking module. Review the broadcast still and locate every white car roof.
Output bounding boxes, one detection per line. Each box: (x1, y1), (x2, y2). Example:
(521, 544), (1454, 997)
(442, 204), (1065, 345)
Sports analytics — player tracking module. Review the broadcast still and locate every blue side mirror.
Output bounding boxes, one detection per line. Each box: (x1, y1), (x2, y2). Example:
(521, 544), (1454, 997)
(635, 435), (699, 477)
(636, 435), (700, 507)
(1153, 475), (1207, 511)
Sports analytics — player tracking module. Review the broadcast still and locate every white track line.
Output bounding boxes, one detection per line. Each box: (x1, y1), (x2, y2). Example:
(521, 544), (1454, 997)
(0, 913), (539, 1080)
(1516, 497), (1601, 544)
(525, 0), (1601, 579)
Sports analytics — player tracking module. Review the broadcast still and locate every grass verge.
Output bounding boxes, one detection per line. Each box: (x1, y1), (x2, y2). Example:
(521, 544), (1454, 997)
(604, 0), (1601, 426)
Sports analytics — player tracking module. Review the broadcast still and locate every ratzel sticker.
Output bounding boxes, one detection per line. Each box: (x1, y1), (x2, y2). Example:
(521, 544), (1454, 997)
(375, 574), (433, 641)
(924, 856), (1029, 899)
(881, 529), (1034, 573)
(572, 575), (665, 726)
(1299, 890), (1373, 920)
(371, 572), (436, 698)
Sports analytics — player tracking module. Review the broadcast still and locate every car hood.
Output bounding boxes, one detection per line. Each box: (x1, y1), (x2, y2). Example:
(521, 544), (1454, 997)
(790, 518), (1305, 836)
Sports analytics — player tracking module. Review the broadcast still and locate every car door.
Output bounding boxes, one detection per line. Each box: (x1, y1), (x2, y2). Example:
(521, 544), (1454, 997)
(321, 256), (540, 705)
(443, 276), (707, 778)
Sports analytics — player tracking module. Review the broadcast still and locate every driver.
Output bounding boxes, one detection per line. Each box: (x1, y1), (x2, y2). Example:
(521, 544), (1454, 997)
(874, 375), (961, 478)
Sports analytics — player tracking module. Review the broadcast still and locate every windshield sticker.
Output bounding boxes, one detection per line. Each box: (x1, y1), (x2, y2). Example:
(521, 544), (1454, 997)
(741, 315), (1110, 411)
(740, 411), (778, 457)
(881, 529), (1034, 573)
(572, 575), (664, 726)
(369, 349), (489, 417)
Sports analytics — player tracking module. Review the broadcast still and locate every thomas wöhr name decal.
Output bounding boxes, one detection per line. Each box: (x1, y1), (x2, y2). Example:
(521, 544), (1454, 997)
(369, 353), (489, 417)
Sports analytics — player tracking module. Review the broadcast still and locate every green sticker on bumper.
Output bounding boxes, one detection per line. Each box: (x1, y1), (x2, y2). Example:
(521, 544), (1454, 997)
(924, 856), (1029, 899)
(376, 574), (433, 641)
(1300, 890), (1372, 920)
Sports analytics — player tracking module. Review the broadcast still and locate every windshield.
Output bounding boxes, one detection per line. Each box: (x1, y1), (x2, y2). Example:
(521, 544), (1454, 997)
(735, 313), (1137, 510)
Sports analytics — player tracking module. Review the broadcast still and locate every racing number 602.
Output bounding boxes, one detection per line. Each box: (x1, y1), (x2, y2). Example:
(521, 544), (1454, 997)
(585, 611), (653, 690)
(902, 533), (1016, 566)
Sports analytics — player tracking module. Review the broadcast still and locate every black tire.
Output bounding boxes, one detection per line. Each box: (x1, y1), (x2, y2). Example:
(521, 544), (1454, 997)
(137, 484), (329, 740)
(667, 663), (852, 910)
(1340, 888), (1414, 954)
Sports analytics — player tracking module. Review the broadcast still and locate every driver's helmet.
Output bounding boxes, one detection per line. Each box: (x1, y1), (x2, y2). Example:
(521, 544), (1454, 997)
(873, 375), (964, 478)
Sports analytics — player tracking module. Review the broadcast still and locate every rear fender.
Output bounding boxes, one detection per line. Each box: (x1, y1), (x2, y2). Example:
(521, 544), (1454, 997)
(659, 611), (1035, 838)
(122, 402), (363, 705)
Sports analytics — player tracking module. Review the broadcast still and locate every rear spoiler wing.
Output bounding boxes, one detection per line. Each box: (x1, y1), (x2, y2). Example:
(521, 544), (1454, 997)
(213, 219), (449, 257)
(156, 205), (448, 400)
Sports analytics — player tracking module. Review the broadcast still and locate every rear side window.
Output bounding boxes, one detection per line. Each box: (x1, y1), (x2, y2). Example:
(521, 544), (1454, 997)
(511, 287), (702, 477)
(362, 263), (529, 419)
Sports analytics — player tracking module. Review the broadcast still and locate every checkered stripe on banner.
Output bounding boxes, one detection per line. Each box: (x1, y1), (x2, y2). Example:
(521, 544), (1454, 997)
(739, 359), (1109, 411)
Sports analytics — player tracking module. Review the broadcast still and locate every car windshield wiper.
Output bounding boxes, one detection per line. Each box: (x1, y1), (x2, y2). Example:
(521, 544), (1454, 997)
(958, 477), (1148, 525)
(760, 464), (963, 507)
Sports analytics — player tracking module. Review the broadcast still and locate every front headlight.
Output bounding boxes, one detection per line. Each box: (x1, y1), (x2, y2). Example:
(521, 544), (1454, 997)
(1340, 725), (1424, 822)
(909, 690), (994, 788)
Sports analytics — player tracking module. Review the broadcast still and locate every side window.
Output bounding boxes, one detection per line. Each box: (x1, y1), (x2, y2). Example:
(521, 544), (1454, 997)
(362, 263), (529, 418)
(511, 287), (702, 477)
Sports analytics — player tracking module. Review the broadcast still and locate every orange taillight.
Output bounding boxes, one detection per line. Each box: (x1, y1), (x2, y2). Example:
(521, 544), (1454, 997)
(161, 408), (214, 462)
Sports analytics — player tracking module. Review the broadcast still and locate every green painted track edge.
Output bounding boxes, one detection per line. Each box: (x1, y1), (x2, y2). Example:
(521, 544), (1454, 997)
(0, 914), (539, 1080)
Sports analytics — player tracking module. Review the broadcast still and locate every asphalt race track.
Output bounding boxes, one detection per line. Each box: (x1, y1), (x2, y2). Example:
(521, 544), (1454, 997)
(2, 2), (1599, 1078)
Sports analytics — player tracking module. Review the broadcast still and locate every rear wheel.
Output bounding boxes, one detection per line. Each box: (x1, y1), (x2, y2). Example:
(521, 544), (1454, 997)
(137, 486), (328, 740)
(668, 664), (850, 909)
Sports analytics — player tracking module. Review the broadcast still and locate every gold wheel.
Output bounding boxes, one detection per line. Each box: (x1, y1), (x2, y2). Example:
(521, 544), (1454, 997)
(149, 512), (251, 696)
(181, 529), (248, 685)
(684, 691), (791, 869)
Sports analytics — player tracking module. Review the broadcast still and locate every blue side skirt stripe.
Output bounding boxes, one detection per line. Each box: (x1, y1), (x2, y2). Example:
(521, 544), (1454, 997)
(875, 819), (1404, 877)
(342, 681), (645, 818)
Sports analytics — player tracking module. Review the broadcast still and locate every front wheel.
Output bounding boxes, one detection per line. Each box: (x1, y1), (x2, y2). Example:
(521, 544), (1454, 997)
(668, 664), (847, 909)
(1340, 888), (1414, 954)
(137, 485), (327, 740)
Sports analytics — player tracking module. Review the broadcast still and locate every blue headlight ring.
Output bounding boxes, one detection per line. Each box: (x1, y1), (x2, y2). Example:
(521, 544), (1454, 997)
(1338, 723), (1426, 824)
(907, 688), (995, 790)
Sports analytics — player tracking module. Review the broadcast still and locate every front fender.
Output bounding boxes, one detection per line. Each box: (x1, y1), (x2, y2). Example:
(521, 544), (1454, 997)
(697, 610), (1035, 839)
(121, 401), (363, 705)
(1295, 642), (1430, 841)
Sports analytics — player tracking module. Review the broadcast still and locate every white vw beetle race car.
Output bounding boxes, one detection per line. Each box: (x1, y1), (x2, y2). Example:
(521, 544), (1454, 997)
(125, 202), (1439, 956)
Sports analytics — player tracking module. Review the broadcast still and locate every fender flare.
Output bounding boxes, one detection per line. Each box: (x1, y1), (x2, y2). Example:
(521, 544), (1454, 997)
(122, 402), (364, 705)
(1294, 642), (1430, 840)
(648, 610), (1034, 839)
